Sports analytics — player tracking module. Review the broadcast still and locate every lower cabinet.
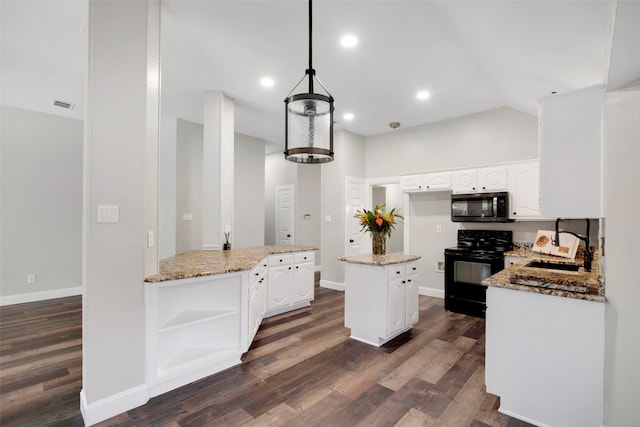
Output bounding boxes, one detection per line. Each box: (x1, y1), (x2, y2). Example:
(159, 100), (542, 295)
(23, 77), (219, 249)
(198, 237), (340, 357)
(146, 250), (315, 397)
(145, 272), (246, 397)
(248, 260), (268, 347)
(344, 261), (419, 346)
(266, 252), (315, 317)
(486, 287), (604, 427)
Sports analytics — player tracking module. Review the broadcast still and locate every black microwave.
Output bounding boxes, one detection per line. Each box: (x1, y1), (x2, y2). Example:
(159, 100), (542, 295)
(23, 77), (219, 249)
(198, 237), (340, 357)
(451, 192), (512, 222)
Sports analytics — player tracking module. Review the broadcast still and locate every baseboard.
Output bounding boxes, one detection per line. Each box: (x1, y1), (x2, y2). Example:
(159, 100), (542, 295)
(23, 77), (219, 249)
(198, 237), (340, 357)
(0, 286), (83, 306)
(497, 407), (548, 427)
(419, 286), (444, 299)
(80, 385), (149, 426)
(320, 279), (344, 292)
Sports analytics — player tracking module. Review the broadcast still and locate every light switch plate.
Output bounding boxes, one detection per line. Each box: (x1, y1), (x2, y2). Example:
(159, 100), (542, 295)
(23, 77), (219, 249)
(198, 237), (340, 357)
(97, 204), (119, 223)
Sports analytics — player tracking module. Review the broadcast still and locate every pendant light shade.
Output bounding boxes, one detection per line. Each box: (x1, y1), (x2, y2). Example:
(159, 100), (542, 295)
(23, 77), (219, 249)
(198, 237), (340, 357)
(284, 0), (334, 164)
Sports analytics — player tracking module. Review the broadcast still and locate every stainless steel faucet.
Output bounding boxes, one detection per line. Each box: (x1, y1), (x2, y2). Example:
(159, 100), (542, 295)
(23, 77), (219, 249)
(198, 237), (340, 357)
(554, 218), (592, 272)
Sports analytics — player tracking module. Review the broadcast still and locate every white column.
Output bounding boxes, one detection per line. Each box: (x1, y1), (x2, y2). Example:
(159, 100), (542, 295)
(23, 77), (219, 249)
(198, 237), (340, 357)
(81, 0), (159, 424)
(202, 91), (234, 249)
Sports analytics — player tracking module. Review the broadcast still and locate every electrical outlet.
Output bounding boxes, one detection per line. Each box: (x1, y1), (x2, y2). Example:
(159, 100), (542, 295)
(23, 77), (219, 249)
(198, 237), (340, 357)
(27, 274), (36, 284)
(436, 225), (442, 233)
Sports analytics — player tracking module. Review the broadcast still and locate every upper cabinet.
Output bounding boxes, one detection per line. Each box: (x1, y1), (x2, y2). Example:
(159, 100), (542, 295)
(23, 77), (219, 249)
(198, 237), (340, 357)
(508, 161), (544, 219)
(399, 171), (451, 192)
(538, 86), (605, 218)
(452, 166), (508, 194)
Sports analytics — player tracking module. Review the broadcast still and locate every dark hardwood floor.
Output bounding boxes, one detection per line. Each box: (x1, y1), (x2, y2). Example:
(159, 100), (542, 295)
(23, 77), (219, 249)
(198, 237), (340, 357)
(1, 275), (533, 426)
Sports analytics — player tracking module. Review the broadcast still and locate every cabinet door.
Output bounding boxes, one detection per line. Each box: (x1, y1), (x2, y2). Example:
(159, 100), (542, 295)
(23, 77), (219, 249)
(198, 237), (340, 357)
(387, 277), (406, 336)
(293, 261), (314, 303)
(267, 265), (292, 310)
(399, 174), (424, 192)
(423, 171), (451, 190)
(405, 263), (419, 326)
(478, 166), (508, 191)
(538, 86), (604, 218)
(452, 169), (478, 193)
(508, 161), (542, 219)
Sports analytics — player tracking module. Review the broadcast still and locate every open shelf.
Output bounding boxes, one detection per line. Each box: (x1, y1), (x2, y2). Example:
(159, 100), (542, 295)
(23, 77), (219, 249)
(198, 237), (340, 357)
(159, 309), (239, 332)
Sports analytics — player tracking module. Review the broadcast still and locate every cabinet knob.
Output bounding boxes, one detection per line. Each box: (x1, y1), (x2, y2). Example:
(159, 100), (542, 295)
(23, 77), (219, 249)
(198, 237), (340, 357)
(513, 212), (517, 215)
(412, 267), (417, 271)
(426, 185), (430, 189)
(349, 239), (354, 243)
(255, 272), (259, 276)
(280, 259), (283, 262)
(402, 280), (406, 284)
(472, 187), (476, 190)
(296, 266), (299, 269)
(304, 256), (307, 260)
(396, 271), (401, 275)
(288, 267), (292, 270)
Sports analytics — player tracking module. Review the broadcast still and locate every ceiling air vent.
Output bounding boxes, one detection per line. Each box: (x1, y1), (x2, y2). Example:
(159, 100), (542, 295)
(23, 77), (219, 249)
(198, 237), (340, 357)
(52, 100), (75, 110)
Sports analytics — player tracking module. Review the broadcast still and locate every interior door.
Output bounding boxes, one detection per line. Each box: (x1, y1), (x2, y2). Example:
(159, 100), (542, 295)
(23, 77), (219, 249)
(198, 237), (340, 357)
(276, 185), (294, 245)
(345, 177), (365, 256)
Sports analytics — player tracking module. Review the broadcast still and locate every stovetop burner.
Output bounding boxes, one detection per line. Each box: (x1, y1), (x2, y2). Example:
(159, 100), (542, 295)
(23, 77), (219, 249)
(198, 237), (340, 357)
(446, 229), (513, 255)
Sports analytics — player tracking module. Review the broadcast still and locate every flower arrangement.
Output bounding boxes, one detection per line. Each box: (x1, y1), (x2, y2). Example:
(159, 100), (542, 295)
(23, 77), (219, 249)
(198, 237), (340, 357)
(354, 203), (403, 238)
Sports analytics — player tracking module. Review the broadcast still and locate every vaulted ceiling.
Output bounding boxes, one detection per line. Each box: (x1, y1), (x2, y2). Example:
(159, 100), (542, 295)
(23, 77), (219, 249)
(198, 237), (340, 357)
(2, 1), (638, 146)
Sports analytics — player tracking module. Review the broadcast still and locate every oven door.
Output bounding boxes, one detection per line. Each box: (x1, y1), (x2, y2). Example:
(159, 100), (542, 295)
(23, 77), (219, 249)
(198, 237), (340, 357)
(444, 251), (503, 318)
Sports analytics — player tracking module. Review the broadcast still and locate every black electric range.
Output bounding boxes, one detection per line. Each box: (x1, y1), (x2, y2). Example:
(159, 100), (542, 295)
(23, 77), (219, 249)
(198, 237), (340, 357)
(444, 230), (513, 318)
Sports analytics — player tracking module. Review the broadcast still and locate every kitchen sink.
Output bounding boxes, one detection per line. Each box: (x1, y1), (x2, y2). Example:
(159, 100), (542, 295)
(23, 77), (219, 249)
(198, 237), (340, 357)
(525, 260), (580, 272)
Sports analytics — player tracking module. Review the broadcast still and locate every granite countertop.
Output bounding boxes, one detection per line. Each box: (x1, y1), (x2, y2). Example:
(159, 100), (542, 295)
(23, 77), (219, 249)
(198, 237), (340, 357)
(483, 250), (605, 302)
(338, 252), (421, 266)
(145, 245), (318, 283)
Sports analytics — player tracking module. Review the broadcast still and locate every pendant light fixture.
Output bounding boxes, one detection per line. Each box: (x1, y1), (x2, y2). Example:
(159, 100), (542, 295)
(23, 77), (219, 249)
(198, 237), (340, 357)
(284, 0), (334, 164)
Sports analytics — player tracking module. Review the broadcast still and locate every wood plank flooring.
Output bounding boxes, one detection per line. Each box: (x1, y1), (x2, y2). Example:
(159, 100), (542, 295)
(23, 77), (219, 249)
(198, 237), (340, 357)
(0, 275), (533, 426)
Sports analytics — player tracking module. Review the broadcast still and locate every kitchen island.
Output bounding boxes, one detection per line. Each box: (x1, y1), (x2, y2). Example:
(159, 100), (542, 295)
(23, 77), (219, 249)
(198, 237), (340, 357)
(483, 251), (605, 427)
(144, 245), (317, 397)
(339, 253), (421, 347)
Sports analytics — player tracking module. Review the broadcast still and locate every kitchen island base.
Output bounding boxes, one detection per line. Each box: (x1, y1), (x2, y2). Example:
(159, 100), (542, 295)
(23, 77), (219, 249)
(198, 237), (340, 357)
(341, 254), (421, 347)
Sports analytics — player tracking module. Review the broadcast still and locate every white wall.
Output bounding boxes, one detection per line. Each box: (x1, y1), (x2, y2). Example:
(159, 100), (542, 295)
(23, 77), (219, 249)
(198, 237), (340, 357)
(603, 83), (640, 426)
(0, 105), (83, 304)
(365, 107), (538, 178)
(321, 130), (366, 285)
(234, 133), (266, 248)
(175, 118), (203, 253)
(82, 0), (157, 421)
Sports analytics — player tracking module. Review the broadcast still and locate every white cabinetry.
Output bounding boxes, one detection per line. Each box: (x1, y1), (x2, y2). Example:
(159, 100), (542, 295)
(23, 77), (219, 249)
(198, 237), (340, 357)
(508, 161), (544, 219)
(146, 273), (245, 397)
(344, 260), (419, 346)
(452, 166), (508, 194)
(538, 86), (604, 218)
(266, 252), (314, 317)
(486, 287), (604, 427)
(504, 255), (525, 269)
(248, 259), (268, 346)
(400, 171), (451, 192)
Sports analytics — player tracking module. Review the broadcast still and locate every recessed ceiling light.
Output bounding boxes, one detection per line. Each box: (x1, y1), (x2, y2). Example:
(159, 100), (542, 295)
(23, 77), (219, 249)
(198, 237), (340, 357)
(416, 91), (430, 100)
(340, 34), (358, 48)
(343, 113), (355, 121)
(260, 77), (274, 88)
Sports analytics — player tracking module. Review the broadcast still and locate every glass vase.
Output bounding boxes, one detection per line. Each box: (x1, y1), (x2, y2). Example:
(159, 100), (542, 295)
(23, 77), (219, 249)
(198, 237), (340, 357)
(372, 232), (386, 255)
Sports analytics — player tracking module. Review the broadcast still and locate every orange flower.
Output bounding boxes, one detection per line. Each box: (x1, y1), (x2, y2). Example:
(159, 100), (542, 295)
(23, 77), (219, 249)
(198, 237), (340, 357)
(375, 215), (384, 227)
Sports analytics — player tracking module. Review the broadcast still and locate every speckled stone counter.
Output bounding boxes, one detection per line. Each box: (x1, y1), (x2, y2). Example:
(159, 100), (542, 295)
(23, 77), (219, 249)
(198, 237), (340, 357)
(483, 250), (605, 302)
(338, 252), (421, 266)
(145, 245), (318, 282)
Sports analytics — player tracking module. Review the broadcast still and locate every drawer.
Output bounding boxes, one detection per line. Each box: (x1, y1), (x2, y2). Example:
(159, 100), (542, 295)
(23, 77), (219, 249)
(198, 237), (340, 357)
(388, 265), (405, 280)
(406, 262), (419, 277)
(268, 254), (293, 266)
(294, 252), (314, 264)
